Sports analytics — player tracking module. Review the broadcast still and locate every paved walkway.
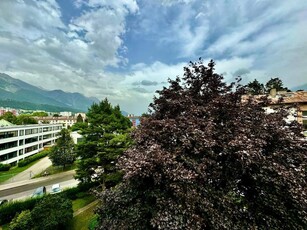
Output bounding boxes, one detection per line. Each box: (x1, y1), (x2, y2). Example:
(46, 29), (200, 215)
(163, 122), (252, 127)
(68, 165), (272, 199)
(73, 200), (99, 217)
(1, 156), (52, 184)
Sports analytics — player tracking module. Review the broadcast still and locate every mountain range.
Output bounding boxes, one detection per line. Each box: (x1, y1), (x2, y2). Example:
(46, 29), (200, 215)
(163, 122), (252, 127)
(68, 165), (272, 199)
(0, 73), (99, 112)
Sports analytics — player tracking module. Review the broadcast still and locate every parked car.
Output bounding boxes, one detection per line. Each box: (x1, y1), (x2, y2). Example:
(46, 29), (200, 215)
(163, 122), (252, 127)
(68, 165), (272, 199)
(0, 199), (8, 206)
(50, 184), (62, 194)
(32, 186), (46, 198)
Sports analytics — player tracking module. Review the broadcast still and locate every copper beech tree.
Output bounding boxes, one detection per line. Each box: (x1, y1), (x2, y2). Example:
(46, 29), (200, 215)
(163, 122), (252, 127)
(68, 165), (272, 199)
(96, 60), (307, 229)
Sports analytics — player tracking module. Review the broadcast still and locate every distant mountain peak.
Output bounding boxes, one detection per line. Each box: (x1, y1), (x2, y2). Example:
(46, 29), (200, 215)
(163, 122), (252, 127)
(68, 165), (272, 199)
(0, 73), (99, 112)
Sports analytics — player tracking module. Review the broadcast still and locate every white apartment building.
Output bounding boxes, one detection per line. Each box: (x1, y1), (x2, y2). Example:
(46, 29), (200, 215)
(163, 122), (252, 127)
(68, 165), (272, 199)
(0, 123), (62, 165)
(35, 116), (77, 129)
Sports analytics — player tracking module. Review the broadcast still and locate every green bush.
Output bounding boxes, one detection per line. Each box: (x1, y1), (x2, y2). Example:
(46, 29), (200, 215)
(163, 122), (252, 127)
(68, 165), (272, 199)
(62, 187), (82, 200)
(0, 198), (40, 225)
(8, 210), (33, 230)
(17, 150), (49, 167)
(0, 163), (11, 171)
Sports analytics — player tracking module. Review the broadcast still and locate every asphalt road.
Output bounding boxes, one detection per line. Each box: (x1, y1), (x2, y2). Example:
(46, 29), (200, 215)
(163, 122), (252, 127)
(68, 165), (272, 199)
(0, 170), (78, 201)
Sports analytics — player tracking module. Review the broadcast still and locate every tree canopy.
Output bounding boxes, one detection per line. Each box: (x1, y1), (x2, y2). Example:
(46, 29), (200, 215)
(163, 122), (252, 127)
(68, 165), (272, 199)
(245, 77), (290, 95)
(95, 60), (307, 229)
(265, 77), (289, 92)
(0, 112), (37, 125)
(49, 128), (76, 168)
(245, 79), (265, 95)
(31, 194), (73, 230)
(75, 99), (132, 188)
(32, 111), (48, 117)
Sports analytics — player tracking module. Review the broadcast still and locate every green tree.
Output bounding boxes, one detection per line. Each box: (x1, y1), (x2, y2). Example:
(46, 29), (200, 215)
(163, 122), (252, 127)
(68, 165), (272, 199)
(8, 210), (33, 230)
(265, 77), (289, 92)
(31, 194), (73, 230)
(32, 111), (48, 117)
(76, 114), (84, 123)
(75, 99), (132, 188)
(0, 111), (17, 124)
(15, 114), (37, 125)
(245, 79), (265, 95)
(95, 60), (307, 229)
(71, 121), (88, 131)
(49, 129), (76, 168)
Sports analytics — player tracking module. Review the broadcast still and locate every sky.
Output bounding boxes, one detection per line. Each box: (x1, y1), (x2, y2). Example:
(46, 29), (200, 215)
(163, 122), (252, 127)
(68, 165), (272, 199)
(0, 0), (307, 115)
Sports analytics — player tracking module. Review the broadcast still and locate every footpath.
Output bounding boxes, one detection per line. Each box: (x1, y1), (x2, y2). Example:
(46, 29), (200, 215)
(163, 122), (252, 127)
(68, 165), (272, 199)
(1, 156), (52, 185)
(73, 200), (100, 217)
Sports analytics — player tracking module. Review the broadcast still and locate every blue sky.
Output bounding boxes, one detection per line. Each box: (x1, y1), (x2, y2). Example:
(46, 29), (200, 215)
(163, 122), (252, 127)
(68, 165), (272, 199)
(0, 0), (307, 115)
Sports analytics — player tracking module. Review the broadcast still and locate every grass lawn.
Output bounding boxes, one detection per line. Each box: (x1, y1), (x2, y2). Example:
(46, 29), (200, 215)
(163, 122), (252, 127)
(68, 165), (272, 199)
(0, 160), (41, 184)
(72, 194), (96, 212)
(34, 162), (77, 178)
(69, 200), (98, 230)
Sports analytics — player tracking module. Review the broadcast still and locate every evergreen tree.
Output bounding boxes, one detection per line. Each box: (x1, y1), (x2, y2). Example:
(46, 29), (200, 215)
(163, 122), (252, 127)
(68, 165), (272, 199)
(265, 77), (289, 92)
(75, 99), (132, 188)
(49, 128), (76, 168)
(76, 114), (84, 123)
(245, 79), (265, 95)
(95, 60), (307, 229)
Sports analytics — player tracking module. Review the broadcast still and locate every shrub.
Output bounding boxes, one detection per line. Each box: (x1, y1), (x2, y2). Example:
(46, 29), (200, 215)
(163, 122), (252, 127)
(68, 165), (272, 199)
(8, 210), (33, 230)
(31, 194), (73, 230)
(0, 163), (11, 171)
(0, 198), (40, 225)
(17, 150), (49, 167)
(62, 187), (81, 200)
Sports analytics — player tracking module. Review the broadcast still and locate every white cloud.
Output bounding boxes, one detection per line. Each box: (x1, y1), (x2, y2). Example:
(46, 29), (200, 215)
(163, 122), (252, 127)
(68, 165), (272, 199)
(0, 0), (306, 115)
(0, 0), (137, 99)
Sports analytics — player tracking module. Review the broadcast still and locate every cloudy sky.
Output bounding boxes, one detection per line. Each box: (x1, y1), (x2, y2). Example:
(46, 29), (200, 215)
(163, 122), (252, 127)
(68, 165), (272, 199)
(0, 0), (307, 115)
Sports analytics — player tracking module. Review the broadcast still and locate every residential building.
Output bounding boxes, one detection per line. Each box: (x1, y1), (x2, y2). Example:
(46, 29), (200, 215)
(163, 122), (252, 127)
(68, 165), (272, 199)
(243, 89), (307, 135)
(269, 90), (307, 135)
(71, 131), (83, 144)
(35, 116), (77, 129)
(60, 111), (72, 117)
(0, 107), (18, 116)
(0, 123), (62, 164)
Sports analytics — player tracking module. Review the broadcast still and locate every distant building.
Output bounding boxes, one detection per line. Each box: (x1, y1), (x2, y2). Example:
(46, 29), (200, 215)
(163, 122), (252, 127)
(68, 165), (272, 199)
(34, 116), (77, 129)
(0, 119), (15, 127)
(70, 131), (83, 144)
(243, 89), (307, 136)
(0, 107), (18, 116)
(127, 114), (141, 127)
(60, 111), (72, 117)
(0, 122), (62, 164)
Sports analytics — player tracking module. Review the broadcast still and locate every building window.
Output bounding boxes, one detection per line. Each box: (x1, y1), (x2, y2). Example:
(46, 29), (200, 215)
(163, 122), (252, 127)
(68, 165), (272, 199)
(0, 131), (18, 139)
(0, 141), (18, 150)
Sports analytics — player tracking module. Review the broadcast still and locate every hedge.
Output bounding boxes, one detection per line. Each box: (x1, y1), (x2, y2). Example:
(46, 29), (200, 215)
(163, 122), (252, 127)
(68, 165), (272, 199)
(0, 163), (11, 171)
(62, 183), (92, 200)
(17, 150), (50, 168)
(0, 197), (41, 225)
(0, 185), (91, 225)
